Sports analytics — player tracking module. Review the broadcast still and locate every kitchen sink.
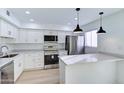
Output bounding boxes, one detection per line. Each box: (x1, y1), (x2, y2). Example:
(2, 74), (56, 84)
(0, 54), (18, 58)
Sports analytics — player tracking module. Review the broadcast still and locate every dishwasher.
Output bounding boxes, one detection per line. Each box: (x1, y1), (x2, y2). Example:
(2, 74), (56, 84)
(0, 61), (14, 84)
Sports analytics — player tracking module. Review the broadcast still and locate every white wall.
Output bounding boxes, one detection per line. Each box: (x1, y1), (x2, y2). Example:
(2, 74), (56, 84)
(82, 10), (124, 56)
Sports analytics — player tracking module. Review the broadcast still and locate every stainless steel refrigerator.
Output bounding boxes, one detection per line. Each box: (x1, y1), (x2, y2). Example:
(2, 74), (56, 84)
(65, 35), (85, 55)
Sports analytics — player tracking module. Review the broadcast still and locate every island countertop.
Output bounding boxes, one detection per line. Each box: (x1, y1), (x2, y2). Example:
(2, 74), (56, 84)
(59, 53), (124, 65)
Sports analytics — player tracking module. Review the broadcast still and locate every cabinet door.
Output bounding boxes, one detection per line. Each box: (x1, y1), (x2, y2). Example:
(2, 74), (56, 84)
(0, 20), (17, 38)
(34, 52), (44, 68)
(15, 29), (20, 43)
(19, 30), (27, 43)
(14, 54), (24, 81)
(27, 31), (36, 43)
(24, 54), (35, 69)
(0, 20), (8, 37)
(27, 31), (43, 43)
(7, 23), (13, 38)
(11, 26), (17, 39)
(35, 31), (43, 43)
(58, 32), (66, 43)
(59, 51), (67, 56)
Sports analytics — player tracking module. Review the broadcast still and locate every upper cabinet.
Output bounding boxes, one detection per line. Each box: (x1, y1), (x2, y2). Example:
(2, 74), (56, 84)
(44, 30), (58, 35)
(0, 19), (17, 38)
(27, 30), (43, 43)
(58, 31), (66, 43)
(58, 31), (72, 43)
(17, 29), (27, 43)
(17, 29), (44, 43)
(7, 23), (17, 38)
(0, 19), (73, 44)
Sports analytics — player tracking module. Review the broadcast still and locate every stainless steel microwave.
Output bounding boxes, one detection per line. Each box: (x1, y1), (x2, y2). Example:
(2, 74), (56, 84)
(44, 35), (58, 41)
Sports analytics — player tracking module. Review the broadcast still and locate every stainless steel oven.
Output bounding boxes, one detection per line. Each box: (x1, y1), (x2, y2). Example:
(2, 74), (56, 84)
(0, 61), (14, 84)
(44, 51), (59, 69)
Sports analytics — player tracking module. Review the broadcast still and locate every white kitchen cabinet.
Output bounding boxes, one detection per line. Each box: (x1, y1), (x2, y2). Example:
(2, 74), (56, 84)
(27, 31), (36, 43)
(7, 23), (14, 38)
(66, 31), (73, 36)
(34, 53), (44, 68)
(24, 52), (44, 70)
(14, 54), (24, 82)
(0, 20), (8, 37)
(36, 31), (43, 43)
(11, 25), (17, 39)
(24, 54), (34, 69)
(15, 29), (20, 43)
(59, 50), (67, 56)
(18, 30), (28, 43)
(17, 29), (43, 43)
(27, 30), (43, 43)
(0, 19), (17, 38)
(44, 30), (58, 35)
(58, 32), (66, 43)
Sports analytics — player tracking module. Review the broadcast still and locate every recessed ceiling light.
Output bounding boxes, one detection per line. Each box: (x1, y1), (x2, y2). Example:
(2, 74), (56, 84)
(74, 17), (78, 20)
(25, 11), (30, 14)
(30, 19), (34, 22)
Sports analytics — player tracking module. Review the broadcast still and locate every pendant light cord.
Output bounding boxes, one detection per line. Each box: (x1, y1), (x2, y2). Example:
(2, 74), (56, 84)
(77, 11), (79, 25)
(100, 14), (102, 27)
(99, 12), (103, 27)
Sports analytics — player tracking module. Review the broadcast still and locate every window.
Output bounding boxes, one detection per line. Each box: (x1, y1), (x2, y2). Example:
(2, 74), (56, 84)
(85, 30), (97, 47)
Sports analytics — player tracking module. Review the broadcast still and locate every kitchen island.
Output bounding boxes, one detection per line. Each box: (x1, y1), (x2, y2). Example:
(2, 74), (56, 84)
(59, 53), (124, 84)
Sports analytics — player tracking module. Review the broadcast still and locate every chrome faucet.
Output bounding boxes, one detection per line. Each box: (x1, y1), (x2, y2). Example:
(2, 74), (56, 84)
(0, 45), (9, 56)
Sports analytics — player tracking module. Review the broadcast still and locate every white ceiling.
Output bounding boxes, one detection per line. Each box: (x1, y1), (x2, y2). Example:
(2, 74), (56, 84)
(8, 8), (122, 28)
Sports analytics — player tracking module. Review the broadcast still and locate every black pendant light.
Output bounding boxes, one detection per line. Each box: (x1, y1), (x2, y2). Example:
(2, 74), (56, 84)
(97, 12), (106, 33)
(73, 8), (83, 33)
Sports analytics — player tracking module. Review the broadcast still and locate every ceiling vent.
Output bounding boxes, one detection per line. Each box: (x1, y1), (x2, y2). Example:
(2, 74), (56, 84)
(6, 10), (10, 16)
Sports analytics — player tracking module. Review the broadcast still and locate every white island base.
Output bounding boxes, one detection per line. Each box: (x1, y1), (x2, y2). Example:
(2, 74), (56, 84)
(59, 53), (124, 84)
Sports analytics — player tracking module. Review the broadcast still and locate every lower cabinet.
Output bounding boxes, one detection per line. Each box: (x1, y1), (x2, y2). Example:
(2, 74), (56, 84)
(14, 54), (24, 82)
(59, 50), (67, 56)
(24, 52), (44, 70)
(13, 51), (44, 82)
(12, 50), (65, 82)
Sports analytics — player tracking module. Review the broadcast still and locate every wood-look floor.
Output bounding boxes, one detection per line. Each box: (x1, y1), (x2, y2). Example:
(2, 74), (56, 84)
(16, 69), (59, 84)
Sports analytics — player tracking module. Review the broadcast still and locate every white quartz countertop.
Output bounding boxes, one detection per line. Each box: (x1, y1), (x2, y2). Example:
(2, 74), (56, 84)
(12, 50), (44, 53)
(0, 58), (13, 68)
(59, 53), (124, 65)
(12, 49), (66, 53)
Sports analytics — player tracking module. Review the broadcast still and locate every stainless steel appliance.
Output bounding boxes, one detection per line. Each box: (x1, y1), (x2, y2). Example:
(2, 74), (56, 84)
(0, 61), (14, 84)
(43, 38), (59, 69)
(44, 51), (59, 69)
(44, 44), (58, 51)
(65, 35), (85, 55)
(44, 35), (58, 42)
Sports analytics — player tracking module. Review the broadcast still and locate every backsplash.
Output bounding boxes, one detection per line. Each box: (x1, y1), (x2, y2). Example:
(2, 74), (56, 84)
(0, 43), (14, 52)
(0, 43), (65, 52)
(11, 43), (44, 51)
